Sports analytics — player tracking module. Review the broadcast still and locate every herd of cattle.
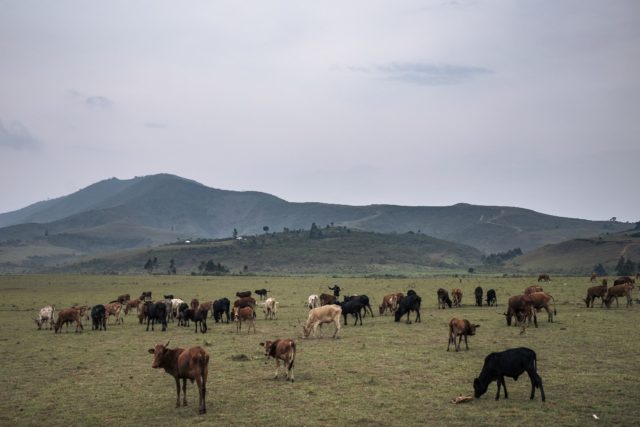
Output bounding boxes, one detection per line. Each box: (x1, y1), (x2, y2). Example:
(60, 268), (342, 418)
(33, 274), (637, 414)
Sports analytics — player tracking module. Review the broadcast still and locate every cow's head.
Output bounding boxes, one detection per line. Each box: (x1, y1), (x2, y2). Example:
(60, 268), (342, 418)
(302, 324), (311, 338)
(473, 378), (487, 398)
(259, 341), (274, 360)
(148, 341), (170, 368)
(468, 324), (480, 335)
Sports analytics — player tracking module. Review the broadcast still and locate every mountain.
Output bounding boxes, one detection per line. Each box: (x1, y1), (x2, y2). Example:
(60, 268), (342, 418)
(0, 173), (631, 272)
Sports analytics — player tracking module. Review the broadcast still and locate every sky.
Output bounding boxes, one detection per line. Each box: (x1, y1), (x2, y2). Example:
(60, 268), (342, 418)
(1, 0), (639, 222)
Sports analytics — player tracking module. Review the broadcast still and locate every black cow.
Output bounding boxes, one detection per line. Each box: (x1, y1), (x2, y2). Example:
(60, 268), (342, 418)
(212, 298), (231, 323)
(91, 304), (107, 331)
(473, 347), (545, 401)
(486, 289), (497, 307)
(254, 289), (268, 301)
(182, 308), (208, 333)
(437, 288), (452, 309)
(328, 284), (341, 297)
(145, 301), (168, 332)
(474, 287), (483, 307)
(164, 294), (174, 300)
(235, 291), (252, 298)
(177, 303), (190, 326)
(343, 295), (374, 318)
(395, 291), (421, 324)
(339, 299), (365, 326)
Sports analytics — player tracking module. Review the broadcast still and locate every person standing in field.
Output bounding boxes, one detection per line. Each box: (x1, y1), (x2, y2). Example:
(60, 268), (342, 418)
(329, 284), (341, 297)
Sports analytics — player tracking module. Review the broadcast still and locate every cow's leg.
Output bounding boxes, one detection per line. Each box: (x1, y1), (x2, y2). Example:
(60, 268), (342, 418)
(416, 309), (421, 323)
(502, 377), (509, 399)
(495, 378), (502, 400)
(333, 319), (340, 339)
(196, 374), (205, 414)
(447, 333), (453, 351)
(274, 359), (280, 379)
(464, 334), (469, 351)
(174, 377), (181, 407)
(182, 378), (187, 406)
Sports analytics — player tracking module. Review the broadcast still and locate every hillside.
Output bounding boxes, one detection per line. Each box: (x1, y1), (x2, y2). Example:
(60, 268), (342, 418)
(54, 227), (483, 275)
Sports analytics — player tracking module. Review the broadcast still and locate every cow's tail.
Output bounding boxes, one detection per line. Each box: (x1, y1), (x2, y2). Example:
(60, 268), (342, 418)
(550, 295), (557, 315)
(288, 341), (296, 371)
(201, 351), (210, 385)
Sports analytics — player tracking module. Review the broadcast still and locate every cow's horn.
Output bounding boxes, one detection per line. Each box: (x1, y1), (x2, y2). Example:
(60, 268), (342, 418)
(164, 340), (170, 348)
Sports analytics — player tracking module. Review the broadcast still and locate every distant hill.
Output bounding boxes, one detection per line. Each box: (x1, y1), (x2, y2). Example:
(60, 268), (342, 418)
(54, 227), (484, 275)
(0, 173), (631, 272)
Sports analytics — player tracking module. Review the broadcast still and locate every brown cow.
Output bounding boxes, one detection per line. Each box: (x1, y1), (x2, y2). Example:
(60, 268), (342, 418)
(524, 285), (544, 295)
(302, 305), (341, 339)
(602, 278), (608, 286)
(319, 293), (337, 306)
(447, 318), (480, 352)
(537, 274), (550, 282)
(505, 295), (537, 328)
(613, 276), (636, 286)
(260, 339), (296, 382)
(528, 292), (556, 322)
(190, 299), (200, 310)
(584, 284), (608, 308)
(604, 284), (634, 308)
(590, 272), (597, 283)
(54, 308), (84, 333)
(104, 302), (124, 325)
(451, 288), (463, 308)
(234, 306), (256, 333)
(140, 291), (152, 301)
(148, 341), (209, 415)
(233, 297), (257, 311)
(198, 301), (213, 312)
(379, 293), (403, 315)
(124, 298), (141, 315)
(115, 293), (130, 304)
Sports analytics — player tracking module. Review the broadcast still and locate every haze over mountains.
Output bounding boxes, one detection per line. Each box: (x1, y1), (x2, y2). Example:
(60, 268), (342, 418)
(0, 173), (632, 273)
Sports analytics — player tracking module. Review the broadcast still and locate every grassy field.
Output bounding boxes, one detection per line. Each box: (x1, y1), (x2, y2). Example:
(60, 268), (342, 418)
(0, 274), (638, 426)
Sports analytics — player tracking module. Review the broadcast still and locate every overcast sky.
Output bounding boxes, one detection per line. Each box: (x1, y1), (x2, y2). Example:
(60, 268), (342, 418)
(1, 1), (639, 222)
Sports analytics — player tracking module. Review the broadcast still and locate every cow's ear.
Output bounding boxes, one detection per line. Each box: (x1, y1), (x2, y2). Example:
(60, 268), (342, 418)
(259, 342), (265, 347)
(475, 324), (480, 328)
(148, 348), (154, 354)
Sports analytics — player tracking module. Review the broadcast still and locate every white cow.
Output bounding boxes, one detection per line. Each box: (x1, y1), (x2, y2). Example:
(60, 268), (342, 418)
(307, 294), (320, 310)
(171, 298), (185, 322)
(302, 305), (342, 339)
(263, 297), (279, 320)
(35, 305), (55, 330)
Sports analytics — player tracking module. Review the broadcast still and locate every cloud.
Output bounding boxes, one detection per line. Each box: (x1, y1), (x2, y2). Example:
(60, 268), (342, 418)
(346, 62), (493, 85)
(144, 122), (167, 129)
(0, 119), (41, 150)
(67, 90), (113, 110)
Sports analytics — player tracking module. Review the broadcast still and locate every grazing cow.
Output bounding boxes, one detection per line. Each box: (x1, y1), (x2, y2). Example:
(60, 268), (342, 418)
(604, 284), (634, 308)
(437, 288), (452, 309)
(234, 306), (256, 334)
(451, 288), (463, 308)
(590, 272), (597, 283)
(613, 276), (636, 286)
(343, 295), (374, 318)
(212, 298), (231, 323)
(319, 293), (337, 306)
(104, 302), (124, 325)
(486, 289), (497, 307)
(302, 305), (342, 339)
(263, 297), (278, 320)
(474, 287), (483, 307)
(328, 284), (341, 297)
(505, 295), (537, 328)
(91, 304), (107, 331)
(35, 305), (55, 330)
(528, 292), (557, 322)
(307, 294), (320, 310)
(379, 293), (401, 315)
(260, 339), (296, 382)
(235, 291), (252, 298)
(144, 301), (168, 331)
(255, 288), (269, 301)
(148, 341), (209, 415)
(537, 274), (550, 282)
(447, 318), (480, 352)
(140, 291), (152, 301)
(54, 308), (84, 333)
(524, 285), (544, 295)
(124, 298), (141, 315)
(394, 292), (421, 324)
(473, 347), (545, 401)
(584, 284), (608, 308)
(181, 308), (208, 333)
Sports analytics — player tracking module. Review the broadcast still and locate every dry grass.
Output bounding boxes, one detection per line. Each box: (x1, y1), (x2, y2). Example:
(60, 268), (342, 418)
(0, 274), (638, 426)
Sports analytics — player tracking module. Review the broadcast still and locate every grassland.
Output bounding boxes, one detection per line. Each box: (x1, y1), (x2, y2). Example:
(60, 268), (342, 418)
(0, 274), (638, 426)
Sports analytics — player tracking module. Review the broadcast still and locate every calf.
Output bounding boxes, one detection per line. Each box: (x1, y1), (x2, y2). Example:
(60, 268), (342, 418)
(91, 304), (107, 331)
(447, 318), (480, 352)
(234, 306), (256, 334)
(604, 284), (634, 308)
(524, 285), (544, 295)
(54, 308), (84, 333)
(115, 294), (130, 304)
(191, 298), (200, 310)
(394, 292), (421, 324)
(474, 287), (483, 307)
(182, 308), (208, 333)
(140, 291), (152, 301)
(307, 294), (320, 310)
(528, 292), (557, 322)
(537, 274), (550, 282)
(260, 339), (296, 382)
(379, 293), (400, 315)
(302, 305), (341, 339)
(124, 298), (141, 315)
(104, 302), (124, 325)
(212, 298), (230, 323)
(235, 290), (252, 298)
(590, 272), (597, 283)
(486, 289), (497, 306)
(145, 301), (168, 332)
(170, 298), (185, 322)
(148, 341), (209, 415)
(473, 347), (545, 401)
(35, 305), (55, 330)
(437, 288), (452, 309)
(319, 293), (337, 306)
(263, 297), (278, 320)
(584, 284), (608, 308)
(177, 303), (190, 326)
(255, 288), (269, 301)
(451, 288), (463, 307)
(505, 295), (537, 328)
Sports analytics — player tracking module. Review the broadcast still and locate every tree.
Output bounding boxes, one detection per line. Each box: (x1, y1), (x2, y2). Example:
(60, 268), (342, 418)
(610, 217), (617, 222)
(263, 226), (269, 234)
(467, 268), (475, 274)
(309, 222), (323, 239)
(243, 265), (249, 273)
(593, 263), (607, 276)
(619, 259), (637, 276)
(233, 228), (238, 239)
(168, 259), (176, 275)
(144, 258), (153, 274)
(615, 256), (626, 275)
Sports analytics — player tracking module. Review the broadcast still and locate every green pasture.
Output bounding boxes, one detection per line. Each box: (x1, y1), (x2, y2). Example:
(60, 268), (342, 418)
(0, 275), (638, 426)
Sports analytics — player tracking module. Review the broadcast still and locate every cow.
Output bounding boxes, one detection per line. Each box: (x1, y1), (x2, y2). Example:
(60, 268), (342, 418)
(148, 341), (209, 414)
(124, 298), (141, 315)
(437, 288), (452, 309)
(319, 293), (337, 306)
(584, 284), (608, 308)
(379, 293), (401, 315)
(524, 285), (544, 295)
(302, 305), (342, 339)
(104, 302), (124, 325)
(170, 298), (185, 321)
(181, 308), (208, 333)
(394, 292), (421, 324)
(474, 287), (483, 307)
(343, 295), (374, 318)
(328, 284), (341, 297)
(307, 294), (320, 310)
(163, 294), (174, 300)
(35, 305), (55, 330)
(260, 339), (296, 382)
(528, 292), (557, 322)
(144, 301), (168, 332)
(537, 274), (550, 282)
(54, 308), (84, 333)
(590, 272), (597, 283)
(263, 297), (278, 320)
(613, 276), (636, 286)
(190, 298), (200, 311)
(602, 278), (608, 287)
(604, 284), (634, 308)
(115, 294), (130, 304)
(233, 297), (257, 314)
(177, 303), (190, 326)
(212, 298), (231, 323)
(140, 291), (152, 301)
(91, 304), (107, 331)
(255, 289), (269, 301)
(339, 298), (365, 326)
(486, 289), (497, 307)
(447, 318), (480, 352)
(473, 347), (545, 401)
(234, 306), (256, 333)
(505, 295), (537, 328)
(451, 288), (463, 308)
(71, 305), (90, 321)
(235, 291), (252, 298)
